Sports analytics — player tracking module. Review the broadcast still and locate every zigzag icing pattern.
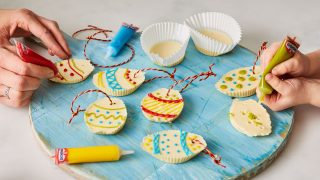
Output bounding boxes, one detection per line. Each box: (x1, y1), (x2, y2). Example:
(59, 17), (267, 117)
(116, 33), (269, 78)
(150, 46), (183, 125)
(106, 68), (124, 90)
(84, 97), (127, 134)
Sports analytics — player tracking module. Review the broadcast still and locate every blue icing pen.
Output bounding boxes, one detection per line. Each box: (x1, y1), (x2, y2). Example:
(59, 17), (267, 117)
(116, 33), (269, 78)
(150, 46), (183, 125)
(105, 23), (139, 58)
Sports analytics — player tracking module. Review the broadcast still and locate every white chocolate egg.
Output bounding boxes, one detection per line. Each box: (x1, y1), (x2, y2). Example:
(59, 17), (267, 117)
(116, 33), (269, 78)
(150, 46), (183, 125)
(140, 88), (184, 123)
(215, 66), (262, 97)
(229, 99), (272, 137)
(93, 68), (145, 96)
(141, 130), (207, 163)
(50, 59), (94, 84)
(84, 97), (127, 134)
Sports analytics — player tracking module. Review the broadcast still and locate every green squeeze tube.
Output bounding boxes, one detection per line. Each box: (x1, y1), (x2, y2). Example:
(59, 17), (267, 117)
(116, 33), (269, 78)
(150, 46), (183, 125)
(259, 36), (300, 101)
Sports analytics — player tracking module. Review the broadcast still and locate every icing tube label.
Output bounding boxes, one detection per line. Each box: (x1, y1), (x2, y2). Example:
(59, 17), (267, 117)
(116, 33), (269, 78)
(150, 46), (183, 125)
(285, 41), (298, 55)
(55, 148), (68, 164)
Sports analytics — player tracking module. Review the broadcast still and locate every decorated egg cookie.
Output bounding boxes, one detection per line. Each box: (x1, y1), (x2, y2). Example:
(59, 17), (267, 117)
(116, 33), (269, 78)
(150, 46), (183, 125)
(215, 66), (262, 97)
(140, 88), (184, 123)
(141, 130), (207, 163)
(93, 68), (145, 96)
(50, 59), (94, 84)
(229, 99), (272, 137)
(84, 97), (127, 134)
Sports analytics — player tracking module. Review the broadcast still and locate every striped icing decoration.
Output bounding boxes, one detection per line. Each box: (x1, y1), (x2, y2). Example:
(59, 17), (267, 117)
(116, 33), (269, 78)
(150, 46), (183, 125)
(180, 130), (193, 156)
(153, 133), (160, 154)
(141, 89), (184, 122)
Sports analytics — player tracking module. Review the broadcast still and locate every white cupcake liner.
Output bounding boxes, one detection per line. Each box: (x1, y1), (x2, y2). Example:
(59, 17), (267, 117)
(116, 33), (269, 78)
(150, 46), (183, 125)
(141, 22), (190, 67)
(154, 154), (197, 164)
(184, 12), (242, 56)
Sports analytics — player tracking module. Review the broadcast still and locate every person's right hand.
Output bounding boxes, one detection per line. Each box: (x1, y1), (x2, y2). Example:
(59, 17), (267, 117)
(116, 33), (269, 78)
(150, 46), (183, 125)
(258, 73), (311, 111)
(260, 42), (311, 78)
(0, 9), (71, 107)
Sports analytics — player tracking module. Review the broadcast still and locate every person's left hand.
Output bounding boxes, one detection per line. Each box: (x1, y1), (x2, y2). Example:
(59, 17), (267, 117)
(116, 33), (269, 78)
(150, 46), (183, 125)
(0, 9), (71, 107)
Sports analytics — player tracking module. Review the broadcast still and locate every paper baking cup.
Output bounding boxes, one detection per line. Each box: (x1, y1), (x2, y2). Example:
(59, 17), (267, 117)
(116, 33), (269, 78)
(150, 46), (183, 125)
(154, 154), (198, 164)
(215, 86), (257, 97)
(141, 22), (190, 67)
(184, 12), (241, 56)
(104, 87), (139, 97)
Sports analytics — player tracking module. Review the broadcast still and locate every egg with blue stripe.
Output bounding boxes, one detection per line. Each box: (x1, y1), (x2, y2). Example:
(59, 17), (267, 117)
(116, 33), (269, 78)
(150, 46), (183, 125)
(93, 68), (145, 96)
(141, 130), (207, 163)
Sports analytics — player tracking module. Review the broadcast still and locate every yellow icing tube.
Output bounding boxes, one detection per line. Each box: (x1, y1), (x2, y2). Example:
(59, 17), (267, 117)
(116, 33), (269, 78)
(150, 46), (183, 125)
(259, 36), (300, 101)
(54, 145), (134, 164)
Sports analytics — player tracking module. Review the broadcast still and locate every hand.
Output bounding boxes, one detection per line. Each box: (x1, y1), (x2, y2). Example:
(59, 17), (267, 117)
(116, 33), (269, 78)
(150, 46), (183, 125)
(0, 9), (71, 107)
(260, 42), (311, 78)
(260, 73), (312, 111)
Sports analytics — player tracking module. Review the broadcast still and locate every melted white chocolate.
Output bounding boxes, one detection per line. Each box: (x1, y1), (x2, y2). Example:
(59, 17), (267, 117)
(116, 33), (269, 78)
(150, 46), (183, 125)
(149, 40), (182, 58)
(199, 28), (233, 45)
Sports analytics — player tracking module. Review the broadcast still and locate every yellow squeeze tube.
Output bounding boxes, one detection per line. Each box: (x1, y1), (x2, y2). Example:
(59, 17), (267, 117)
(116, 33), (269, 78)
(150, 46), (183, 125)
(54, 145), (134, 164)
(258, 36), (300, 101)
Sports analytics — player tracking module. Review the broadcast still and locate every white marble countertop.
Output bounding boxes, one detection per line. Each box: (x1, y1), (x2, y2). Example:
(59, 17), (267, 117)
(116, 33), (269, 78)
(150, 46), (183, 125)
(1, 0), (320, 179)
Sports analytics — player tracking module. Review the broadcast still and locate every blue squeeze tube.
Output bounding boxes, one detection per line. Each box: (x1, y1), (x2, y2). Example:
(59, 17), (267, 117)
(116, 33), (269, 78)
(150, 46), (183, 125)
(105, 23), (139, 57)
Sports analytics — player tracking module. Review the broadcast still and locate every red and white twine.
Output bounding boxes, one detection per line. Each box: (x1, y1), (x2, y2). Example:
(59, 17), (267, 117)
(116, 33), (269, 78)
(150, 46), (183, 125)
(192, 139), (226, 168)
(167, 64), (216, 96)
(252, 41), (268, 74)
(72, 25), (136, 68)
(68, 89), (113, 124)
(134, 68), (178, 83)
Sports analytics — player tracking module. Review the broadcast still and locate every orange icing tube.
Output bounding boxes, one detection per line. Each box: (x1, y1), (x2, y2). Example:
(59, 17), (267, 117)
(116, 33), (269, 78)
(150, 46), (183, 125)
(54, 145), (134, 164)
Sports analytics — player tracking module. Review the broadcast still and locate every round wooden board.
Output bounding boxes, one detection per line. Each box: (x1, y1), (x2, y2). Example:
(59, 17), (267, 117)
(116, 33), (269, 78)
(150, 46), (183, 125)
(30, 33), (294, 179)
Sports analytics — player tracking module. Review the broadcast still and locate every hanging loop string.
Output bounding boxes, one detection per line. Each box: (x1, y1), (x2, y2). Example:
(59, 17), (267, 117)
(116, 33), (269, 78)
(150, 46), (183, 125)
(133, 68), (178, 83)
(166, 64), (216, 96)
(252, 42), (268, 74)
(68, 89), (113, 124)
(72, 25), (136, 68)
(192, 139), (226, 168)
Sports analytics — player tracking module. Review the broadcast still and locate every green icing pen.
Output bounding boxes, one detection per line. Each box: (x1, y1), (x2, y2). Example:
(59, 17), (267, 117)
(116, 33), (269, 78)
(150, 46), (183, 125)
(259, 36), (300, 101)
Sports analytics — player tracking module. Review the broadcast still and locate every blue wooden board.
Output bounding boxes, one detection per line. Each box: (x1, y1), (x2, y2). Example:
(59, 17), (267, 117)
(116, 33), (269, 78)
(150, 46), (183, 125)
(30, 33), (294, 179)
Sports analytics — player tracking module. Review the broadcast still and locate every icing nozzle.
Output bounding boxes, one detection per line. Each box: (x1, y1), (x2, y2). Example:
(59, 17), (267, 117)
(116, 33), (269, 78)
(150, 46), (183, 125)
(121, 150), (135, 156)
(104, 46), (115, 58)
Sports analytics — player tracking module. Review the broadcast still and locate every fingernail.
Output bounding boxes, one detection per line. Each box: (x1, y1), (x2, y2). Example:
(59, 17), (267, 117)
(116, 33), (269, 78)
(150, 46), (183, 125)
(265, 73), (272, 80)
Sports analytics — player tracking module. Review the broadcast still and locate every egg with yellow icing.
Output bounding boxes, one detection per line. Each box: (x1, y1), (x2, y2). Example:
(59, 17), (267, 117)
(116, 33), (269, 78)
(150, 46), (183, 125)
(140, 88), (184, 123)
(50, 59), (94, 84)
(84, 97), (127, 134)
(215, 66), (262, 97)
(141, 130), (207, 163)
(93, 68), (145, 96)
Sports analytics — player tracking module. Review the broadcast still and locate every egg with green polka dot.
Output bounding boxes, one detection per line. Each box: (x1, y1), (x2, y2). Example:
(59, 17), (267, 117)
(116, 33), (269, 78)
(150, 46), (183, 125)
(84, 97), (127, 134)
(141, 130), (207, 163)
(215, 66), (262, 97)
